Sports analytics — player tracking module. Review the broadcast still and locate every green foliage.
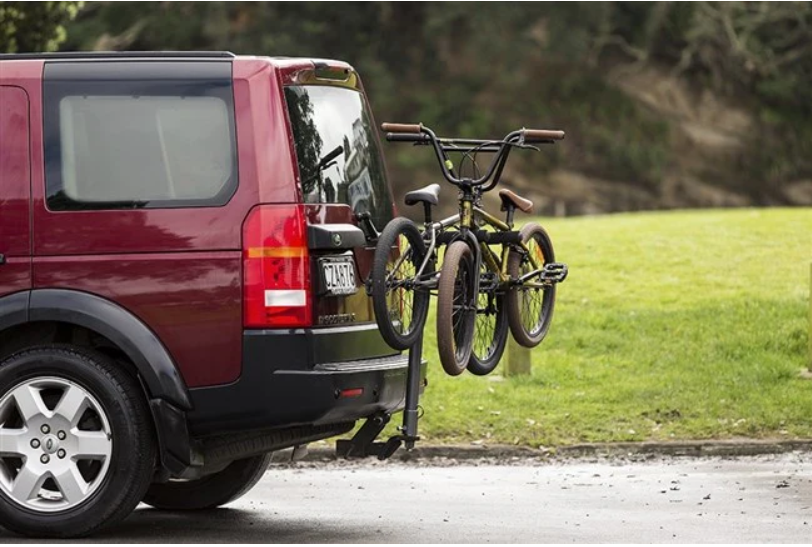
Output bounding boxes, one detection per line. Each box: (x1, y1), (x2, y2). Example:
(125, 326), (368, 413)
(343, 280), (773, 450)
(54, 2), (812, 206)
(524, 70), (670, 189)
(647, 2), (812, 188)
(0, 2), (81, 53)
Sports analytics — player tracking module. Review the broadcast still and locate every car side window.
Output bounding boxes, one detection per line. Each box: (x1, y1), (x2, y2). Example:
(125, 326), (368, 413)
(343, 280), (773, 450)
(43, 61), (238, 210)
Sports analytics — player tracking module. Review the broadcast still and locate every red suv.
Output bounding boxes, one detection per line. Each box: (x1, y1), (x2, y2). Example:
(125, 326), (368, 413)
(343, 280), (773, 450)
(0, 51), (410, 537)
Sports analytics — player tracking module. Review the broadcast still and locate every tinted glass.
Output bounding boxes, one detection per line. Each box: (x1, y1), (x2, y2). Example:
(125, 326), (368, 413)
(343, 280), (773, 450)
(43, 61), (237, 210)
(284, 85), (393, 229)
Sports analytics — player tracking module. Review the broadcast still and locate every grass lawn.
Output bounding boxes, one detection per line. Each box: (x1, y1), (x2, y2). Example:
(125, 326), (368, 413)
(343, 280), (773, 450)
(406, 208), (812, 447)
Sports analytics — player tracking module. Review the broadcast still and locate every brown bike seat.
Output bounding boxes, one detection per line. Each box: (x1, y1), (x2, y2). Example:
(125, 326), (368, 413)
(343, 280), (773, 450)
(498, 189), (533, 213)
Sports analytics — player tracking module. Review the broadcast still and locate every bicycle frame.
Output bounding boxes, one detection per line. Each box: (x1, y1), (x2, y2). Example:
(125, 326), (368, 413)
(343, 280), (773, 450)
(407, 206), (546, 292)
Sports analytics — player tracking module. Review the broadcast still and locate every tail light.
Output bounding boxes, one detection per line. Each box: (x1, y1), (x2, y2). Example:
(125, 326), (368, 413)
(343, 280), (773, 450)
(243, 204), (311, 328)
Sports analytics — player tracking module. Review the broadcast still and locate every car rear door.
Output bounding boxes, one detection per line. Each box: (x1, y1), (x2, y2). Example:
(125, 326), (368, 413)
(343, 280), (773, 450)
(282, 77), (395, 329)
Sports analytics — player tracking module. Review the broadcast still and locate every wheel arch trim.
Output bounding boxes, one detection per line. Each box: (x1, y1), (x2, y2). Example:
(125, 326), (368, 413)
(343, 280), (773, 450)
(0, 291), (30, 331)
(1, 289), (192, 409)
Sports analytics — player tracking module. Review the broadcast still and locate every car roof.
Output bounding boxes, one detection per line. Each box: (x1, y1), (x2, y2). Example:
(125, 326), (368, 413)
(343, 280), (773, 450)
(0, 52), (357, 90)
(0, 51), (350, 68)
(0, 51), (238, 60)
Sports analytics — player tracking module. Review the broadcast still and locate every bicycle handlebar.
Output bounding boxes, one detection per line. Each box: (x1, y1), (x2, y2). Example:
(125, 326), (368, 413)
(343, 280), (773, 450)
(380, 122), (565, 190)
(523, 129), (565, 142)
(381, 122), (423, 134)
(385, 132), (430, 143)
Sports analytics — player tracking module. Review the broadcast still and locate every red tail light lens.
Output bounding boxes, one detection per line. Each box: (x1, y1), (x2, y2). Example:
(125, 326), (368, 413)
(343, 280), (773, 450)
(243, 204), (311, 328)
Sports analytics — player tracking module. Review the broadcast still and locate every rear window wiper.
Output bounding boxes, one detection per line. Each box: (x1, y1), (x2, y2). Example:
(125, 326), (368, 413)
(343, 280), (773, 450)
(301, 145), (344, 187)
(355, 211), (380, 243)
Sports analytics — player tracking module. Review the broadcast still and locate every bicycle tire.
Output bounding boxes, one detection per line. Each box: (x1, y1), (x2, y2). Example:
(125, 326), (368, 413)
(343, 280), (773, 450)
(506, 222), (557, 348)
(467, 258), (509, 375)
(437, 240), (477, 376)
(371, 217), (431, 350)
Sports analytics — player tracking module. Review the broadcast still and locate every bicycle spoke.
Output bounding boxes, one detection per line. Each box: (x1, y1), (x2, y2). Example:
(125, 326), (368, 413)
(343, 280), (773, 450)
(519, 256), (543, 334)
(450, 261), (473, 359)
(517, 245), (547, 336)
(396, 287), (413, 334)
(386, 233), (420, 336)
(474, 293), (495, 357)
(385, 248), (411, 284)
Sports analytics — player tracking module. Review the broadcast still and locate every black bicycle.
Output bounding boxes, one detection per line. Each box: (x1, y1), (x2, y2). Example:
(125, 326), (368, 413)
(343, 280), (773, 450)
(371, 123), (568, 376)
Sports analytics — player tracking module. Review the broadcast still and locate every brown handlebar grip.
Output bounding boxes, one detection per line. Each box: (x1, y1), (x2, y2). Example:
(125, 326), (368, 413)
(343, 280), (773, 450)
(381, 122), (423, 133)
(523, 129), (565, 141)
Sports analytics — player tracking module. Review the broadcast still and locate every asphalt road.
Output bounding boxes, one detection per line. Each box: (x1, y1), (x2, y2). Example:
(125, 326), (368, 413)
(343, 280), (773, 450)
(2, 453), (810, 543)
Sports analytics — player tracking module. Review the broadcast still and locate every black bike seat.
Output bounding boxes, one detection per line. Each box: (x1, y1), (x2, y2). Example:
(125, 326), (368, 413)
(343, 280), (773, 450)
(404, 183), (441, 207)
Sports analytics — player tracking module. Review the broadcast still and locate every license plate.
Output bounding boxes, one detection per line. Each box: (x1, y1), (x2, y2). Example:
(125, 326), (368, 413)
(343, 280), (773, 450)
(319, 256), (358, 296)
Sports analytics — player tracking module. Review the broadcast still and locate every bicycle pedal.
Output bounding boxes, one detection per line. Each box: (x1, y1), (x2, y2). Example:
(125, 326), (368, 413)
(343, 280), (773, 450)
(541, 262), (568, 284)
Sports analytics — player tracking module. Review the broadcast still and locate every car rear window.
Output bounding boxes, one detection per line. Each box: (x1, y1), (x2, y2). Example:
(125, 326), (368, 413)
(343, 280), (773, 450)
(284, 85), (394, 230)
(43, 61), (237, 210)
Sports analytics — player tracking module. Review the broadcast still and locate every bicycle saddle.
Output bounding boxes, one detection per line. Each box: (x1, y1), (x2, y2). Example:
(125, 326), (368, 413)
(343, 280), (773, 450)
(498, 189), (533, 213)
(404, 183), (441, 207)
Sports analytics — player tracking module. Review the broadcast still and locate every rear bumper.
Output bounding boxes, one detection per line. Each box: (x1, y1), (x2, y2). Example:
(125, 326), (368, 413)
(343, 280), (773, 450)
(187, 324), (419, 436)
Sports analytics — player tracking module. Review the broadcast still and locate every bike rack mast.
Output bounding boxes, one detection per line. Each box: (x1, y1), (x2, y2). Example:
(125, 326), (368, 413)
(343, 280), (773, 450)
(401, 334), (423, 448)
(336, 330), (425, 459)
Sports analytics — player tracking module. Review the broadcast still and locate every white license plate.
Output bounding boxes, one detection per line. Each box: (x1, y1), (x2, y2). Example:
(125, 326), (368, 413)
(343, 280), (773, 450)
(321, 258), (357, 296)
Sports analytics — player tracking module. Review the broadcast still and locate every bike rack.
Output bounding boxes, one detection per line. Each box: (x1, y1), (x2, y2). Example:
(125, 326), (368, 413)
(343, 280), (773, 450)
(335, 123), (567, 461)
(335, 334), (425, 460)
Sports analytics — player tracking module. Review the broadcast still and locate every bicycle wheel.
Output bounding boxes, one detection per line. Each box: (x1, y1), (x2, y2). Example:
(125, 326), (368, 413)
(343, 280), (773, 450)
(437, 240), (477, 376)
(371, 217), (431, 350)
(467, 259), (509, 376)
(506, 222), (557, 348)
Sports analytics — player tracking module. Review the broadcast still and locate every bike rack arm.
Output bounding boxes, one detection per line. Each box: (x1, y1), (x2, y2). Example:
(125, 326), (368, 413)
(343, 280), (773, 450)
(336, 333), (426, 460)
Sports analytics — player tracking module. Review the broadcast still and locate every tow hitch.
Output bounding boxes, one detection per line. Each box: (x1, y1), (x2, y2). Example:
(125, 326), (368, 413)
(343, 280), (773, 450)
(336, 337), (425, 460)
(335, 412), (411, 460)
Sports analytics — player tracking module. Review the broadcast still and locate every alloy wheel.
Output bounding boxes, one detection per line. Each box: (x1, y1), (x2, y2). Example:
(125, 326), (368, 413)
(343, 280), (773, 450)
(0, 377), (113, 513)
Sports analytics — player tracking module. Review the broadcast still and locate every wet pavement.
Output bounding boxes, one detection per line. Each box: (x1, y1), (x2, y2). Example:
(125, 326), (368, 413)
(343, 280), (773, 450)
(3, 452), (810, 542)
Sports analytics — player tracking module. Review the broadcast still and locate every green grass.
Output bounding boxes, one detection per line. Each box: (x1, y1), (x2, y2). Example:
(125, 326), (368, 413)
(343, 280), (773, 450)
(408, 208), (812, 447)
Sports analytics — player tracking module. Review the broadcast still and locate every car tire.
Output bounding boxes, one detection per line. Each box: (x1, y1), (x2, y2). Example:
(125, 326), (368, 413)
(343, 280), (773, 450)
(141, 453), (272, 510)
(0, 345), (156, 538)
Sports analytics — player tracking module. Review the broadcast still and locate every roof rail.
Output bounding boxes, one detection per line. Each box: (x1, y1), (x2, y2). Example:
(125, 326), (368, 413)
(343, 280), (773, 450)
(0, 51), (236, 60)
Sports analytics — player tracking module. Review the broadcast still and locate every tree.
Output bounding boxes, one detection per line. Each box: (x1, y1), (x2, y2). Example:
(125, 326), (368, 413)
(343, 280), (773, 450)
(48, 2), (812, 209)
(0, 2), (82, 53)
